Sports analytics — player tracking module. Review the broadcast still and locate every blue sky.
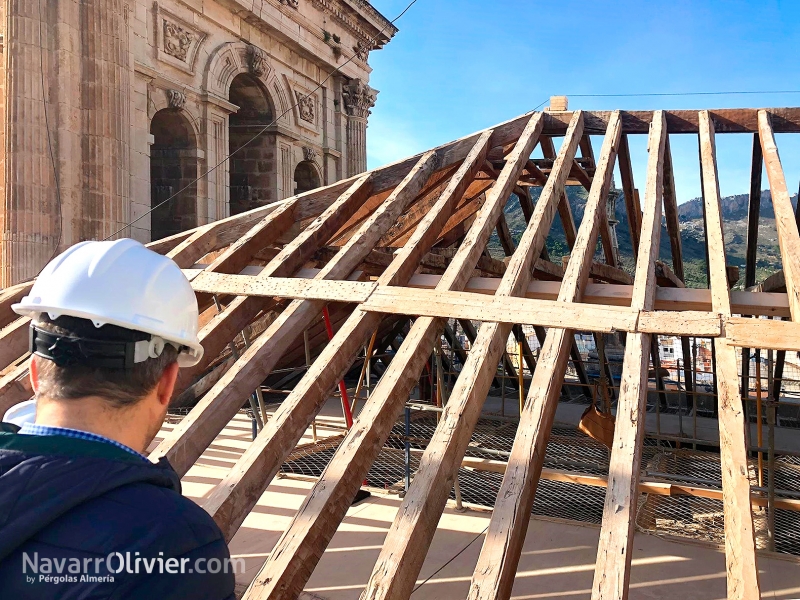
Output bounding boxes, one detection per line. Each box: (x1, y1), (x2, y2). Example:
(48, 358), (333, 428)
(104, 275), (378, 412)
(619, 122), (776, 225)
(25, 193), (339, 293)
(366, 0), (800, 204)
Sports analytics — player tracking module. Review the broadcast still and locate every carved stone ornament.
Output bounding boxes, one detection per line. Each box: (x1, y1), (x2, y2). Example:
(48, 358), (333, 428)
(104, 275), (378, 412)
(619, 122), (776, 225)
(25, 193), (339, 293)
(246, 44), (267, 77)
(279, 0), (299, 6)
(167, 89), (186, 110)
(163, 20), (194, 62)
(295, 91), (315, 123)
(302, 146), (317, 162)
(353, 41), (370, 62)
(342, 79), (378, 119)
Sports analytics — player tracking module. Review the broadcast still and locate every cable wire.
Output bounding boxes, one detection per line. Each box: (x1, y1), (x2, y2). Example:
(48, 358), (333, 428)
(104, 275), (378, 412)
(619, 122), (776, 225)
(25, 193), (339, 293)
(103, 0), (420, 241)
(37, 0), (63, 273)
(411, 524), (489, 594)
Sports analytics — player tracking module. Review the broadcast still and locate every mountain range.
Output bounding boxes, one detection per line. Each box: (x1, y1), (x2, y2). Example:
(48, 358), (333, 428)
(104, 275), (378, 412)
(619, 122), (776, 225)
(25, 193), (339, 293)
(493, 185), (798, 288)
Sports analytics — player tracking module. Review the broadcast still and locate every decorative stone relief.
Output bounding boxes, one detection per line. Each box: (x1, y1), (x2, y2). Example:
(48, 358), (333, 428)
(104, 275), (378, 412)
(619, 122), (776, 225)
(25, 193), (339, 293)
(167, 89), (186, 109)
(302, 146), (317, 162)
(279, 0), (300, 7)
(246, 44), (267, 77)
(342, 79), (377, 120)
(154, 4), (207, 75)
(295, 91), (315, 123)
(353, 41), (370, 62)
(163, 20), (194, 62)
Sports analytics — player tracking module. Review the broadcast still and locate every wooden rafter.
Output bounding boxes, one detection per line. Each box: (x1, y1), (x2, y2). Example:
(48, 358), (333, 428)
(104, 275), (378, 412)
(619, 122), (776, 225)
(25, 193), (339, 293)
(239, 113), (546, 600)
(591, 110), (667, 600)
(699, 110), (760, 599)
(466, 111), (622, 600)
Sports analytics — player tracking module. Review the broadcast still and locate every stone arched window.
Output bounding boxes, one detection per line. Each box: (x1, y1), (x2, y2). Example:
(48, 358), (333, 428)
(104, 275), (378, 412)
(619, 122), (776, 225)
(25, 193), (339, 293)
(149, 109), (198, 240)
(229, 73), (275, 215)
(294, 161), (321, 195)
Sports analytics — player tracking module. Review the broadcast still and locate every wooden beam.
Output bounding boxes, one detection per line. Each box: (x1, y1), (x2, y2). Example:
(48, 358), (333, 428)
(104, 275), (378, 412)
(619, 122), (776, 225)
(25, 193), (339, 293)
(0, 317), (31, 372)
(541, 137), (579, 249)
(240, 114), (546, 600)
(759, 110), (800, 321)
(591, 110), (667, 600)
(461, 458), (800, 512)
(204, 131), (497, 548)
(699, 110), (761, 599)
(361, 112), (584, 600)
(466, 111), (622, 600)
(617, 135), (641, 257)
(541, 107), (800, 135)
(150, 172), (392, 474)
(191, 268), (794, 320)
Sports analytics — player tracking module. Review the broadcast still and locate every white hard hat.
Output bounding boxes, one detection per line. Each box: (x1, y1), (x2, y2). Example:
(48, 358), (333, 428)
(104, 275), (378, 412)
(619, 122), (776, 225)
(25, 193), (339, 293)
(12, 239), (203, 367)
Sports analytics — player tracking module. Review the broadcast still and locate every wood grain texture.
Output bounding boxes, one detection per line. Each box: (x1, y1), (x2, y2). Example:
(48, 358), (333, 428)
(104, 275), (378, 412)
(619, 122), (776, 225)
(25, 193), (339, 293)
(204, 132), (494, 545)
(759, 110), (800, 321)
(465, 112), (621, 600)
(241, 114), (546, 600)
(700, 111), (760, 600)
(591, 110), (667, 600)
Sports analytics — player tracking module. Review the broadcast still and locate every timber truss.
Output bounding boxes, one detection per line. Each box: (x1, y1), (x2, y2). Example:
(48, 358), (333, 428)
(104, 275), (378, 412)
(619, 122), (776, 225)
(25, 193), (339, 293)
(3, 107), (800, 599)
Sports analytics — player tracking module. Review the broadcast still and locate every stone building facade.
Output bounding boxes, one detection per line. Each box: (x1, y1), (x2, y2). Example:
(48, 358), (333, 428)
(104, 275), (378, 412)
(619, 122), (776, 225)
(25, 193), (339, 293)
(0, 0), (395, 285)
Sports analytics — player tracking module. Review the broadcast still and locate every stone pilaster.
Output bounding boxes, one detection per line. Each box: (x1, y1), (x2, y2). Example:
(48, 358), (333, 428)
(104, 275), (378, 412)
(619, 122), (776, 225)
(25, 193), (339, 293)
(1, 0), (130, 285)
(342, 78), (377, 177)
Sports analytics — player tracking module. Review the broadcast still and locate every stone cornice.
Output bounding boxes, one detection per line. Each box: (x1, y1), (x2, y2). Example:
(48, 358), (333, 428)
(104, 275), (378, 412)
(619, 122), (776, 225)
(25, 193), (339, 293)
(309, 0), (397, 47)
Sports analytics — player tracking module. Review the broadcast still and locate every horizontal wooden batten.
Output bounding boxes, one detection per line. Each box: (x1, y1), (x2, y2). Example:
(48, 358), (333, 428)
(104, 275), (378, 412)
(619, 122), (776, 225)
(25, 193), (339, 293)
(362, 286), (722, 337)
(460, 457), (800, 512)
(190, 271), (374, 304)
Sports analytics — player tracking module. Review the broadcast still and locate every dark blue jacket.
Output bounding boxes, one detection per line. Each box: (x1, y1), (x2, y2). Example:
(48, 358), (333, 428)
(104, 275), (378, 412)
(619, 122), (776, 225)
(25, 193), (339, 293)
(0, 425), (236, 599)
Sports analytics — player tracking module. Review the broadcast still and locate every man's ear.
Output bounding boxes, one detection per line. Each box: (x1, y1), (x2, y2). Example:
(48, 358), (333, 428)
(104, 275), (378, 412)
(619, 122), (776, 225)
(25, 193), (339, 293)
(29, 356), (40, 394)
(156, 362), (180, 408)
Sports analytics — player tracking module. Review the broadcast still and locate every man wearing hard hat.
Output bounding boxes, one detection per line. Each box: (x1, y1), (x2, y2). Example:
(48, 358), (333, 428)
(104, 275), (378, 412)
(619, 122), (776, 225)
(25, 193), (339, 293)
(0, 239), (236, 599)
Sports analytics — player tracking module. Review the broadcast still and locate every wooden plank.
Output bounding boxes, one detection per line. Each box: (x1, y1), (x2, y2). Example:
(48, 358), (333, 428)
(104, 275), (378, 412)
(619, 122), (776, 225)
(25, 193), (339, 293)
(171, 176), (374, 399)
(744, 134), (763, 289)
(0, 360), (33, 417)
(191, 273), (376, 303)
(591, 111), (667, 600)
(759, 110), (800, 321)
(0, 317), (30, 372)
(662, 138), (684, 281)
(540, 137), (578, 249)
(403, 274), (791, 317)
(726, 317), (800, 351)
(404, 273), (791, 316)
(362, 112), (585, 600)
(361, 287), (720, 337)
(466, 112), (621, 600)
(205, 131), (496, 546)
(241, 114), (546, 600)
(0, 281), (33, 328)
(150, 172), (396, 474)
(617, 135), (641, 256)
(699, 110), (760, 600)
(461, 458), (800, 512)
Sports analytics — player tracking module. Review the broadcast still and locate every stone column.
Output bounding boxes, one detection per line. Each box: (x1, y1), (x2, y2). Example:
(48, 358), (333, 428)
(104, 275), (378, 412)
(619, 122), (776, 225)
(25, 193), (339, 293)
(342, 79), (377, 177)
(1, 0), (130, 285)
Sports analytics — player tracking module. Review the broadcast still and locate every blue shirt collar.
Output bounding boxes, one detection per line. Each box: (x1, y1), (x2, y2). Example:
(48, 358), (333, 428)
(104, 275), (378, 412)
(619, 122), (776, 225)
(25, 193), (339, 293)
(18, 423), (149, 462)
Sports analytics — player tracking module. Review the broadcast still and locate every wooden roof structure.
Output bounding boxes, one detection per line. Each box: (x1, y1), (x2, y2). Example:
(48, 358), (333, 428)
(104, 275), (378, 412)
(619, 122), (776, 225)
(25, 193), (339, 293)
(3, 106), (800, 599)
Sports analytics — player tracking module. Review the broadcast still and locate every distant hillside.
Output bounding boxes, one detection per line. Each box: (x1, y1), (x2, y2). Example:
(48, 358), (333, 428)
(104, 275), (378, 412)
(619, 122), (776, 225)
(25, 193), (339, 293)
(491, 186), (798, 288)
